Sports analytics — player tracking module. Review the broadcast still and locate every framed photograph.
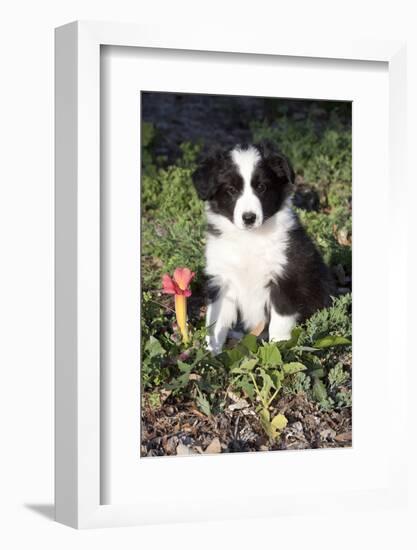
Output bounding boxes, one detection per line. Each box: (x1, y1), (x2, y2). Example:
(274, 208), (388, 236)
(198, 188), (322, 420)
(55, 21), (407, 528)
(139, 90), (353, 460)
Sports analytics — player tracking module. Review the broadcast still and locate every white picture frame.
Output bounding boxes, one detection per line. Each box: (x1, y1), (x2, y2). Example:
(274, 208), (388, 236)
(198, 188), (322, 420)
(55, 20), (407, 529)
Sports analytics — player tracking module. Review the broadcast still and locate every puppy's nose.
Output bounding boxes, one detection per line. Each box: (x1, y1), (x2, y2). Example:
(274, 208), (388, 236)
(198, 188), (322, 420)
(242, 212), (256, 226)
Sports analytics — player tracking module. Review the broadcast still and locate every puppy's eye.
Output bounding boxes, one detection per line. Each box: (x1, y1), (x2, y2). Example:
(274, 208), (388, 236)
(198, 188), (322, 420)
(225, 185), (238, 196)
(255, 182), (266, 194)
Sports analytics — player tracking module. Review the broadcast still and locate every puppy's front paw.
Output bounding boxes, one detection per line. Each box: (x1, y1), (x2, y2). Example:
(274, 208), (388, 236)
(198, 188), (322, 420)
(268, 312), (297, 344)
(269, 331), (292, 343)
(206, 337), (222, 356)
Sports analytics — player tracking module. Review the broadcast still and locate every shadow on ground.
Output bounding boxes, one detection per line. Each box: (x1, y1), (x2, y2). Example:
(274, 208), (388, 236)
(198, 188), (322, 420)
(25, 503), (55, 521)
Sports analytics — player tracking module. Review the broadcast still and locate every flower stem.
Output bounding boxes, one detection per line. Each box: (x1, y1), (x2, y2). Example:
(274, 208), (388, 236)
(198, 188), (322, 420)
(174, 294), (189, 344)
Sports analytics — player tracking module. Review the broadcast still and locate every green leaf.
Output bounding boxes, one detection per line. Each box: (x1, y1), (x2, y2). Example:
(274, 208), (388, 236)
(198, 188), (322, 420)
(311, 368), (325, 379)
(224, 347), (245, 367)
(259, 408), (272, 437)
(259, 371), (274, 402)
(280, 327), (302, 350)
(313, 335), (351, 348)
(177, 360), (192, 373)
(312, 378), (328, 402)
(304, 352), (323, 368)
(142, 122), (155, 147)
(195, 387), (211, 417)
(216, 350), (232, 367)
(234, 375), (255, 400)
(258, 344), (282, 367)
(270, 370), (283, 392)
(271, 413), (288, 431)
(239, 358), (258, 371)
(145, 336), (166, 358)
(192, 348), (208, 366)
(293, 345), (320, 353)
(283, 362), (307, 375)
(241, 334), (258, 353)
(328, 363), (349, 389)
(166, 371), (190, 392)
(259, 409), (287, 440)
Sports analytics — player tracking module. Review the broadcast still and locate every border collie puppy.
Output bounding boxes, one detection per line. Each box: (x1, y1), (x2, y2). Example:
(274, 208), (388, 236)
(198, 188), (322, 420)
(192, 142), (334, 354)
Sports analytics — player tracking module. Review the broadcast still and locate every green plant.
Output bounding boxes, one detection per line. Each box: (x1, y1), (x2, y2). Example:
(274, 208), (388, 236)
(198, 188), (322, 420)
(226, 337), (303, 440)
(251, 110), (351, 192)
(295, 208), (351, 272)
(142, 334), (169, 389)
(300, 293), (352, 345)
(141, 288), (352, 431)
(141, 145), (206, 291)
(328, 362), (352, 408)
(213, 325), (350, 440)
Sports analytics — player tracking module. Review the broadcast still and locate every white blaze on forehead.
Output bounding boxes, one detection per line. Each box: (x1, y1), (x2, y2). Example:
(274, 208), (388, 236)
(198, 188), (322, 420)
(230, 146), (263, 229)
(231, 146), (261, 184)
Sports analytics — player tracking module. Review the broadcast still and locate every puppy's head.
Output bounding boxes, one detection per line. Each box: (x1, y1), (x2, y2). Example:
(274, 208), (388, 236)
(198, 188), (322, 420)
(192, 141), (294, 230)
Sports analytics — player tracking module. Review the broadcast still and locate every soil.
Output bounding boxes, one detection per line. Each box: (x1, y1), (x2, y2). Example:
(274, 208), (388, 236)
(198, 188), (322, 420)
(142, 92), (271, 161)
(141, 393), (351, 457)
(142, 92), (345, 163)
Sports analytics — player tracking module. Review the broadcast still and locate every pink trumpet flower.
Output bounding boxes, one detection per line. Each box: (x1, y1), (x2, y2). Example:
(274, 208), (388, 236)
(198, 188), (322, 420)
(162, 268), (195, 343)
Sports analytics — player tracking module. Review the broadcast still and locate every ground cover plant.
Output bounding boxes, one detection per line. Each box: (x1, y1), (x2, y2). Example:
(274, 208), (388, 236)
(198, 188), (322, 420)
(141, 94), (352, 456)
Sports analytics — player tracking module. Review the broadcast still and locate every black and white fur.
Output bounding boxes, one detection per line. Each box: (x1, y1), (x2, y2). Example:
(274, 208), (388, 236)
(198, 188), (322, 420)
(193, 142), (334, 354)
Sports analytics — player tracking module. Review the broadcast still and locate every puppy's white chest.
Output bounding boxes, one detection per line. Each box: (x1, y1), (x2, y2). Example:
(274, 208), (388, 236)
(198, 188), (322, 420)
(209, 237), (274, 283)
(205, 227), (288, 329)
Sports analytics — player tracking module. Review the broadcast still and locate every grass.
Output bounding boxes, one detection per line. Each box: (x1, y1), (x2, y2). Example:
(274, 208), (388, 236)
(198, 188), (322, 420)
(141, 105), (352, 447)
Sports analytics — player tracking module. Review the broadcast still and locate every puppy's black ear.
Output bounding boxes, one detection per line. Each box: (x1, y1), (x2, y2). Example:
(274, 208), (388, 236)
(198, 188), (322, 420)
(256, 140), (295, 185)
(192, 148), (227, 201)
